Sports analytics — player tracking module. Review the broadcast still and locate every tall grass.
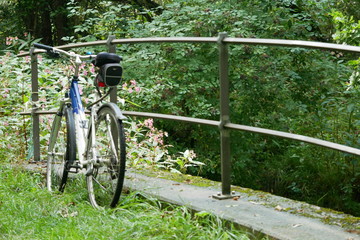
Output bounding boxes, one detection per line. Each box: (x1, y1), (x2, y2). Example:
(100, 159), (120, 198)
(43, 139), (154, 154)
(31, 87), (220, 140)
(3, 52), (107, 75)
(0, 166), (260, 239)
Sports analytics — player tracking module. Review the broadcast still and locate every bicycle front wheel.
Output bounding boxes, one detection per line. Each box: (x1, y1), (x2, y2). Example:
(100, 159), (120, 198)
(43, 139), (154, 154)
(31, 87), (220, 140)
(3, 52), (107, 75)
(86, 106), (126, 208)
(47, 105), (76, 192)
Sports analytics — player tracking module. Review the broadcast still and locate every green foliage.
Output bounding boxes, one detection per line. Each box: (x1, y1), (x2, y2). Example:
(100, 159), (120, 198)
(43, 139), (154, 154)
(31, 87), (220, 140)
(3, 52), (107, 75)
(2, 0), (360, 216)
(331, 10), (360, 46)
(0, 52), (31, 161)
(0, 0), (21, 51)
(0, 46), (199, 174)
(112, 0), (360, 215)
(63, 0), (159, 43)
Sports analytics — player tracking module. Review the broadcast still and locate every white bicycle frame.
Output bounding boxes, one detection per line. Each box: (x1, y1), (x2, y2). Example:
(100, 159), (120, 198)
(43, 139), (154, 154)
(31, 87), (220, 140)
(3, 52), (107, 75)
(49, 49), (99, 170)
(69, 78), (90, 168)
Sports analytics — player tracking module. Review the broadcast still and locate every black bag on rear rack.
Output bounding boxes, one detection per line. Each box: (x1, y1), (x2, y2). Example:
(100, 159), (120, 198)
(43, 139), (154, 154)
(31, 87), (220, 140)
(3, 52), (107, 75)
(96, 63), (122, 87)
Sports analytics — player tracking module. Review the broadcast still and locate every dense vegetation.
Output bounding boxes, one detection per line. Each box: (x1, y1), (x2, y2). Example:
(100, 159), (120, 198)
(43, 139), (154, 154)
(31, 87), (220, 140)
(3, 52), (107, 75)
(0, 166), (255, 239)
(1, 0), (360, 216)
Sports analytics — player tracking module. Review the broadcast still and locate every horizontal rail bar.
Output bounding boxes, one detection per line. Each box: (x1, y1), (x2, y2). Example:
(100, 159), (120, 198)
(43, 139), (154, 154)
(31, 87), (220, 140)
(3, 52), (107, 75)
(124, 112), (360, 156)
(122, 111), (219, 127)
(226, 123), (360, 156)
(111, 37), (217, 44)
(225, 38), (360, 53)
(17, 37), (360, 57)
(21, 109), (360, 156)
(19, 110), (91, 115)
(20, 110), (55, 115)
(20, 110), (220, 126)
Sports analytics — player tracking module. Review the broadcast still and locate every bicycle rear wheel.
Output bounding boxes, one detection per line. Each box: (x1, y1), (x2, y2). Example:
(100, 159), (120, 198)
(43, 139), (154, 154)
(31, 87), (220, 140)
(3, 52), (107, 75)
(86, 106), (126, 208)
(47, 105), (76, 192)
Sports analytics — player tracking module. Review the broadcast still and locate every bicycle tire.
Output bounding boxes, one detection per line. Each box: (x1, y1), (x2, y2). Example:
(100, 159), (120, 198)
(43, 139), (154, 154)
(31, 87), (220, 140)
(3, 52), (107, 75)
(86, 106), (126, 208)
(47, 105), (76, 192)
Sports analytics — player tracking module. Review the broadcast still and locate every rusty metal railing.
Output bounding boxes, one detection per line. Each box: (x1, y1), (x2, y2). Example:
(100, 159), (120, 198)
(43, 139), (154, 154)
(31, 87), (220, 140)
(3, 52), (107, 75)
(18, 33), (360, 199)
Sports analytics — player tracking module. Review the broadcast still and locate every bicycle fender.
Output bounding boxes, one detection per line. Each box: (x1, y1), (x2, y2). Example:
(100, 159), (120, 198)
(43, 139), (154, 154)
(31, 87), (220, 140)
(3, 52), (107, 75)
(98, 102), (127, 120)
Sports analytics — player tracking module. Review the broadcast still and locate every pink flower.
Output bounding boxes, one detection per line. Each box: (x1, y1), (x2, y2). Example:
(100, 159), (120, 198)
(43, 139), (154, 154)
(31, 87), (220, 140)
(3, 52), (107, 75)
(144, 118), (154, 128)
(135, 87), (141, 92)
(130, 79), (137, 86)
(128, 88), (133, 93)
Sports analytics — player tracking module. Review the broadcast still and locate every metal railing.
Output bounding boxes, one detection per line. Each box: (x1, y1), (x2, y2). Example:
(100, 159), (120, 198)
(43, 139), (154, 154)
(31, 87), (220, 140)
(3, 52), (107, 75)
(18, 33), (360, 199)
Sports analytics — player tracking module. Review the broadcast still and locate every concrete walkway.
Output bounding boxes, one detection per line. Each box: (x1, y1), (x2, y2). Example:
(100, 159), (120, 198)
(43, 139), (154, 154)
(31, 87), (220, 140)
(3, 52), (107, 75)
(124, 169), (360, 240)
(22, 163), (359, 239)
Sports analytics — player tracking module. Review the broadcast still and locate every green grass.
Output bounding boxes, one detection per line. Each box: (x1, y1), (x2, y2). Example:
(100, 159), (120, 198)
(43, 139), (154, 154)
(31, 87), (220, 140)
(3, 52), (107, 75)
(0, 166), (260, 240)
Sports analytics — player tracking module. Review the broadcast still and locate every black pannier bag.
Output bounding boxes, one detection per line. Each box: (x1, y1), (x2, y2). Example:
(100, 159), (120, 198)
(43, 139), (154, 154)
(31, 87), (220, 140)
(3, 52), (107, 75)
(93, 52), (123, 87)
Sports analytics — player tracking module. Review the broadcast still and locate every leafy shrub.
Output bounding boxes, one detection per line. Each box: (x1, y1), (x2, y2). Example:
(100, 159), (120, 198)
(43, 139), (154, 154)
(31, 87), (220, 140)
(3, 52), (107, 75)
(2, 0), (360, 216)
(0, 51), (32, 162)
(112, 0), (360, 215)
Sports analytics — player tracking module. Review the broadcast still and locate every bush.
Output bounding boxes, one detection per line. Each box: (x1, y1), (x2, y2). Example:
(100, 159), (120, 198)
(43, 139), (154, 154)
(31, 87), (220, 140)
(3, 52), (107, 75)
(2, 0), (360, 216)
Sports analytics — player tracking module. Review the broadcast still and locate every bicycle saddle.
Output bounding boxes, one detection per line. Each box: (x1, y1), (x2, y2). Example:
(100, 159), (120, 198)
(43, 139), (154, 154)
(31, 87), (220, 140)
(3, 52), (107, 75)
(93, 52), (122, 67)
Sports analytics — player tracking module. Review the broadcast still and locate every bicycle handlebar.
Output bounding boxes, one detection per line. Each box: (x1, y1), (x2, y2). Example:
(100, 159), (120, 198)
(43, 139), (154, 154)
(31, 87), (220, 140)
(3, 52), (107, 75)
(33, 43), (53, 52)
(33, 43), (96, 60)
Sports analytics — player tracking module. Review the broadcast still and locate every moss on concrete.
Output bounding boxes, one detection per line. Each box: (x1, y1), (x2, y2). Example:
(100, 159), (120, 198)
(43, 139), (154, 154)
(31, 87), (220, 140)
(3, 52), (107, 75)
(128, 167), (360, 232)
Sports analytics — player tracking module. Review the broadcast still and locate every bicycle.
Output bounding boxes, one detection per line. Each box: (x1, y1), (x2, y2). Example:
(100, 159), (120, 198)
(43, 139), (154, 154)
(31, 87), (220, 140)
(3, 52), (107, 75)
(33, 43), (126, 208)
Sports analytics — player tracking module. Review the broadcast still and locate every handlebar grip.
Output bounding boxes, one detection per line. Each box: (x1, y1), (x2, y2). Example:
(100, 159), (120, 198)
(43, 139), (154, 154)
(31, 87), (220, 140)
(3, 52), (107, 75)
(33, 43), (53, 51)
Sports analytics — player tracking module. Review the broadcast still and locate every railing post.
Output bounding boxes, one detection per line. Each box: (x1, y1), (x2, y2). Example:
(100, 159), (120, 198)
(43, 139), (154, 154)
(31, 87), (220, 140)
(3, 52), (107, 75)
(107, 35), (117, 104)
(30, 47), (40, 161)
(213, 32), (239, 200)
